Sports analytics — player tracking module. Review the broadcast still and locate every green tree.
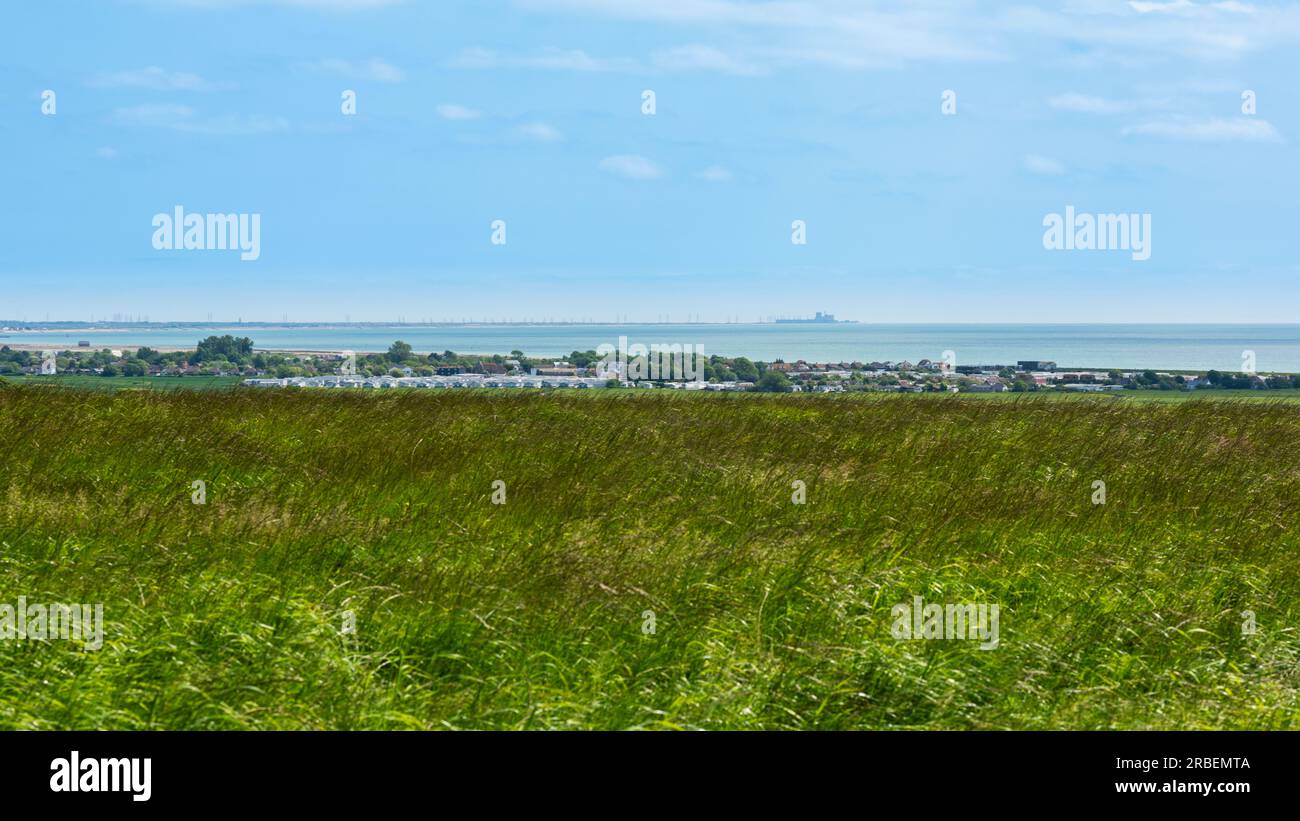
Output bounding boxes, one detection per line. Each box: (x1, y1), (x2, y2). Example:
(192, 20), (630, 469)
(731, 357), (759, 382)
(193, 335), (254, 364)
(388, 340), (413, 362)
(755, 371), (792, 392)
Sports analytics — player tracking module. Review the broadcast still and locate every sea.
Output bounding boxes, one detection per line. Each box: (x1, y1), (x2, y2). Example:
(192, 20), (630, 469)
(4, 323), (1299, 373)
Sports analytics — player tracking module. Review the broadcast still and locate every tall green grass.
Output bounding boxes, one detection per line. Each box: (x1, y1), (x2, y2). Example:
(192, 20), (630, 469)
(1, 384), (1297, 729)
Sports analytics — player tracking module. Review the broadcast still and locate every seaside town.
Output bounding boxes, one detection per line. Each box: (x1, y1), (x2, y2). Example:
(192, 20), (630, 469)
(1, 335), (1294, 393)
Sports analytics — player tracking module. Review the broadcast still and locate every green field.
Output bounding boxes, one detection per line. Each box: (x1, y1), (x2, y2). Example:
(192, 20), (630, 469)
(5, 374), (243, 391)
(1, 384), (1297, 729)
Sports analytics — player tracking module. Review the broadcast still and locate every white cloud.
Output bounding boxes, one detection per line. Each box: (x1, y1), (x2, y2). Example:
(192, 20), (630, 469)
(1004, 1), (1289, 62)
(111, 104), (289, 135)
(454, 44), (768, 75)
(1048, 92), (1136, 113)
(698, 165), (732, 182)
(520, 0), (1300, 67)
(518, 122), (563, 141)
(436, 103), (481, 120)
(278, 0), (398, 5)
(449, 47), (635, 72)
(599, 154), (662, 179)
(446, 47), (499, 68)
(1128, 0), (1197, 13)
(299, 58), (405, 82)
(1123, 116), (1280, 141)
(90, 67), (224, 91)
(515, 0), (1002, 65)
(148, 0), (400, 8)
(528, 47), (625, 70)
(111, 103), (196, 127)
(652, 44), (765, 75)
(1023, 154), (1066, 175)
(1128, 0), (1255, 14)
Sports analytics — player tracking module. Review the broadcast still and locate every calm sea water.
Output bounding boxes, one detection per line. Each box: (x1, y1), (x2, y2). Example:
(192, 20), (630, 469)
(5, 324), (1300, 372)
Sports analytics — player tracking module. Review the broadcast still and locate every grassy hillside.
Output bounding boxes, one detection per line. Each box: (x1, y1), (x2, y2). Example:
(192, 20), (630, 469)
(1, 384), (1297, 729)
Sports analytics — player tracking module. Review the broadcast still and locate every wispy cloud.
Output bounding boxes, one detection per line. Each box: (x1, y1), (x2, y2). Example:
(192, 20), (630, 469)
(111, 104), (289, 135)
(449, 47), (635, 72)
(146, 0), (401, 8)
(517, 122), (563, 142)
(1023, 154), (1066, 175)
(1048, 92), (1136, 113)
(1004, 0), (1293, 62)
(111, 103), (197, 128)
(298, 57), (405, 82)
(522, 1), (1001, 66)
(90, 66), (225, 91)
(599, 154), (662, 179)
(698, 165), (732, 182)
(1123, 116), (1280, 142)
(520, 0), (1300, 68)
(436, 103), (481, 120)
(652, 45), (765, 75)
(1128, 0), (1255, 15)
(292, 0), (399, 5)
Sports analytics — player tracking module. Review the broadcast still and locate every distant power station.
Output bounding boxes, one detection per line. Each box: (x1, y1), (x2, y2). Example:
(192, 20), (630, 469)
(774, 312), (855, 324)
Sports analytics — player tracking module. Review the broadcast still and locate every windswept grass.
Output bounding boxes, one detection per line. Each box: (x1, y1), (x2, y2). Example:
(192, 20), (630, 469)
(1, 384), (1297, 729)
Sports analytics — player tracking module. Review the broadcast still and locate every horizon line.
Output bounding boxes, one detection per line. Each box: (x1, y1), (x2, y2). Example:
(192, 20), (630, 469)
(6, 320), (1300, 328)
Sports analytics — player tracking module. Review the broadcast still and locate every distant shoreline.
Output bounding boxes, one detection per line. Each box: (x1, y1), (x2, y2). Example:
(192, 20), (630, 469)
(5, 323), (1300, 373)
(1, 343), (1294, 377)
(7, 321), (1300, 330)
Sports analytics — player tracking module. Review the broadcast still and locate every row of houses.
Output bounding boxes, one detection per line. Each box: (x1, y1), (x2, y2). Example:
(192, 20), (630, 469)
(771, 359), (1061, 375)
(244, 374), (758, 391)
(770, 360), (865, 373)
(246, 374), (608, 390)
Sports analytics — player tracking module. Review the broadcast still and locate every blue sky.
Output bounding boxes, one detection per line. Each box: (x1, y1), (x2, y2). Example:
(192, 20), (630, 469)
(3, 0), (1298, 323)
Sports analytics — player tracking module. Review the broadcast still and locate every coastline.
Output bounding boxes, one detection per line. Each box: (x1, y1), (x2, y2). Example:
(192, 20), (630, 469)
(5, 323), (1300, 373)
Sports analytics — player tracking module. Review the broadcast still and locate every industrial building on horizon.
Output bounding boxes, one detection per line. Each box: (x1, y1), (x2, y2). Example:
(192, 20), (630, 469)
(774, 312), (857, 324)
